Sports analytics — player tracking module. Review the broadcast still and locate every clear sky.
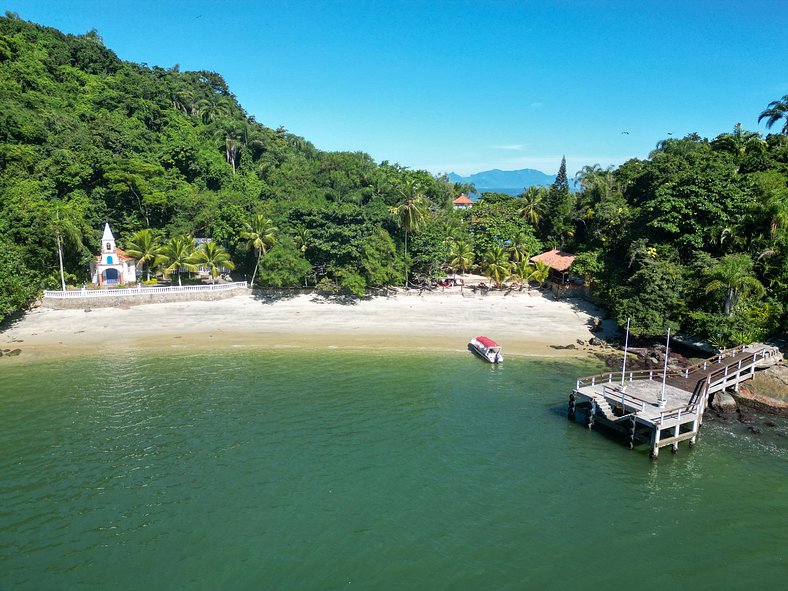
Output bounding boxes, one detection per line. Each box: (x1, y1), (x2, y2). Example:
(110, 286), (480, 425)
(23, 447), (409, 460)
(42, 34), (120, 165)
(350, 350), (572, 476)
(7, 0), (788, 177)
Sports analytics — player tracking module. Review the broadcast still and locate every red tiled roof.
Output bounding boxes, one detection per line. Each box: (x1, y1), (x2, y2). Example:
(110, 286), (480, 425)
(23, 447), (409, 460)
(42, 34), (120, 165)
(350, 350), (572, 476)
(453, 194), (473, 205)
(115, 247), (133, 261)
(95, 248), (134, 263)
(530, 249), (576, 272)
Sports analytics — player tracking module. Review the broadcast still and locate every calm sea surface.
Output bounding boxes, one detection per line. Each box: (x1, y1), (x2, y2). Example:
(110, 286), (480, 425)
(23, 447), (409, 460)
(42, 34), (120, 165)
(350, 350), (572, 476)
(1, 350), (786, 590)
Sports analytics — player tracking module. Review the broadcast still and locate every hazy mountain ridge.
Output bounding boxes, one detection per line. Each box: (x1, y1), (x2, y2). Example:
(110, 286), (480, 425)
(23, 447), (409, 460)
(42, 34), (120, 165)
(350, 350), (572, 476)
(448, 168), (556, 192)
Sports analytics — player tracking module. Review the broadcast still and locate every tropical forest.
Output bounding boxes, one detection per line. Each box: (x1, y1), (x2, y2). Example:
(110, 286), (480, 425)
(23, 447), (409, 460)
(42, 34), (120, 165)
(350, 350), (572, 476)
(1, 14), (787, 346)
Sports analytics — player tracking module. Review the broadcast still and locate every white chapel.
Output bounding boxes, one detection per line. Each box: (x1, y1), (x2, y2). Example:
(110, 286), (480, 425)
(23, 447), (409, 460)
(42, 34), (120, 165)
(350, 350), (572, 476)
(90, 223), (137, 286)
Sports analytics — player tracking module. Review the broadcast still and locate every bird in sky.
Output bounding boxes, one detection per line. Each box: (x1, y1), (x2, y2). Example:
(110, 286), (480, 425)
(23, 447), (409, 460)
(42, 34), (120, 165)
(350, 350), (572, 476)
(621, 131), (630, 135)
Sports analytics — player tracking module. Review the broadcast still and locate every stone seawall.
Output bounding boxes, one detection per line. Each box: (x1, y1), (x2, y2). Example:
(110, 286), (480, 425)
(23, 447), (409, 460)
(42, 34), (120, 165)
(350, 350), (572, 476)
(43, 288), (248, 309)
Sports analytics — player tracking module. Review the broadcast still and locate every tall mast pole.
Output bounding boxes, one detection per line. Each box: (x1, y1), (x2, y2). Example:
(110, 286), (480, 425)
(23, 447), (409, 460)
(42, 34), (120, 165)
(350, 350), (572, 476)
(620, 317), (631, 387)
(659, 327), (671, 408)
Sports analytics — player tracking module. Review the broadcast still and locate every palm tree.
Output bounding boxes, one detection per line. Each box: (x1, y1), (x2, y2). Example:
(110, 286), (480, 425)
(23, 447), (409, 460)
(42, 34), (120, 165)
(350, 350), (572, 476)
(449, 239), (474, 276)
(519, 186), (546, 226)
(213, 121), (247, 174)
(711, 124), (766, 170)
(510, 259), (532, 291)
(241, 214), (277, 286)
(51, 206), (83, 292)
(481, 246), (511, 289)
(294, 225), (310, 253)
(704, 254), (766, 316)
(159, 235), (198, 287)
(124, 228), (161, 281)
(390, 195), (427, 286)
(507, 231), (531, 263)
(198, 98), (230, 124)
(758, 95), (788, 135)
(195, 241), (235, 284)
(752, 171), (788, 241)
(529, 260), (551, 289)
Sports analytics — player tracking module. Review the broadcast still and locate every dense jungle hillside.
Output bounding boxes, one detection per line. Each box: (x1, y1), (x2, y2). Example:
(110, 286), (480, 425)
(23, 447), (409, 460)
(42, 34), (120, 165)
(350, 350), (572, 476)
(1, 13), (787, 345)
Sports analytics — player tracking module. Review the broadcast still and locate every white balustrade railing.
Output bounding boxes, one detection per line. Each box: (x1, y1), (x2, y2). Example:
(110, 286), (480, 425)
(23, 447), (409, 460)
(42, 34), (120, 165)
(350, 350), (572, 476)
(44, 282), (248, 298)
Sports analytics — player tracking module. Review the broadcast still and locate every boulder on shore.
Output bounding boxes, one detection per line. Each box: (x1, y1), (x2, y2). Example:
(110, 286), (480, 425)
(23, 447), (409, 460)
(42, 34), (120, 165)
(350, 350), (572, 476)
(710, 391), (738, 415)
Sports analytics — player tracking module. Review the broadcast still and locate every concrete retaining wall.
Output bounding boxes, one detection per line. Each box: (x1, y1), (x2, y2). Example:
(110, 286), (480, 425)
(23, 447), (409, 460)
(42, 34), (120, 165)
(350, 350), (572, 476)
(43, 288), (248, 309)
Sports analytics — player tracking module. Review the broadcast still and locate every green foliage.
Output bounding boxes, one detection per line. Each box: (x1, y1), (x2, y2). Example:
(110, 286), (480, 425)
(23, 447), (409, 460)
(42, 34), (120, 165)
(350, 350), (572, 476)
(257, 236), (311, 288)
(195, 241), (235, 284)
(0, 15), (785, 344)
(471, 193), (541, 258)
(481, 246), (511, 288)
(570, 250), (603, 282)
(0, 238), (40, 323)
(606, 243), (687, 337)
(542, 156), (574, 246)
(361, 228), (401, 288)
(158, 235), (197, 286)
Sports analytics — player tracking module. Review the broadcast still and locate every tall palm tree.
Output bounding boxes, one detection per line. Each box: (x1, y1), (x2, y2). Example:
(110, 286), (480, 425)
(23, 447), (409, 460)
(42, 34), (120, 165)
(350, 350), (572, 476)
(509, 259), (532, 291)
(51, 207), (83, 292)
(449, 239), (474, 276)
(124, 228), (161, 281)
(752, 171), (788, 242)
(159, 235), (198, 287)
(529, 260), (551, 289)
(519, 186), (546, 226)
(213, 121), (247, 174)
(241, 214), (277, 286)
(195, 241), (235, 284)
(704, 254), (766, 316)
(198, 98), (230, 124)
(481, 246), (511, 289)
(711, 124), (766, 171)
(507, 231), (531, 263)
(390, 196), (427, 286)
(294, 225), (310, 253)
(758, 95), (788, 135)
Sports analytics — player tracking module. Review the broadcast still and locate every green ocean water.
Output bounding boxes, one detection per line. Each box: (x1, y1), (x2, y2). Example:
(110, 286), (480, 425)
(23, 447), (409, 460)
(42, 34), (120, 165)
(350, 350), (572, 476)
(1, 350), (786, 590)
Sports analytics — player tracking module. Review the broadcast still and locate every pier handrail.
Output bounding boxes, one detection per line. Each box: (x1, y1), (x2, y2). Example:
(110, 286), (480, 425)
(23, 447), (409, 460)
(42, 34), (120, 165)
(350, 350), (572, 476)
(602, 384), (649, 411)
(577, 368), (686, 389)
(655, 399), (700, 425)
(576, 344), (775, 390)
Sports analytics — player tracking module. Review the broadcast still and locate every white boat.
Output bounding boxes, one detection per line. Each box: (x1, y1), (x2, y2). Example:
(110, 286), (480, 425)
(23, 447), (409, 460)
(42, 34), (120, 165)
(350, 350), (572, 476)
(469, 336), (503, 363)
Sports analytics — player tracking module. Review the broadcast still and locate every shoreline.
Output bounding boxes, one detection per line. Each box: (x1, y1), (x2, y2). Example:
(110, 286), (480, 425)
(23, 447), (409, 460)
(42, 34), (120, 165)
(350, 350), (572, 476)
(0, 290), (614, 363)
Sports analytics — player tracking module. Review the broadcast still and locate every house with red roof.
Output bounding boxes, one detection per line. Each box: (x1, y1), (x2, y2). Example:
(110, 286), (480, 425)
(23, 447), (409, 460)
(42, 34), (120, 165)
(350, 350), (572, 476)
(530, 249), (576, 285)
(452, 193), (473, 209)
(90, 223), (137, 286)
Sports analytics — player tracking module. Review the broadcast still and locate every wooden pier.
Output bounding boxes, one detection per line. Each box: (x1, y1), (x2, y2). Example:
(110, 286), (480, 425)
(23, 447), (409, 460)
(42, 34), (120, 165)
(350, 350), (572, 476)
(568, 344), (782, 459)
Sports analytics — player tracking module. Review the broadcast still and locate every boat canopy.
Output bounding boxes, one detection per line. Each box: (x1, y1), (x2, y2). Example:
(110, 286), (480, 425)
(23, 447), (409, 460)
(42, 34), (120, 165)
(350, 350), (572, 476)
(475, 336), (499, 348)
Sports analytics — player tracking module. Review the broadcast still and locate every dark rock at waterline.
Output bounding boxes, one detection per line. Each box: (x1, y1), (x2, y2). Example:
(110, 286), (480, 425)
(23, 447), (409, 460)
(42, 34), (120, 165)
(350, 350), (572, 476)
(6, 349), (21, 357)
(550, 344), (576, 350)
(749, 425), (762, 435)
(589, 337), (605, 347)
(711, 391), (738, 415)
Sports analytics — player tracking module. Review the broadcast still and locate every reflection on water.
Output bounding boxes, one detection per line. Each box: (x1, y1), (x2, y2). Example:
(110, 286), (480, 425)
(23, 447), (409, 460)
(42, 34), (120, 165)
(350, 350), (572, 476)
(0, 351), (785, 590)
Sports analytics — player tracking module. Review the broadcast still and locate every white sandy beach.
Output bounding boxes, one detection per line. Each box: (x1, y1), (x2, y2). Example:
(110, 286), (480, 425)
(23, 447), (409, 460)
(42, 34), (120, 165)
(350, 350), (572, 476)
(0, 289), (613, 362)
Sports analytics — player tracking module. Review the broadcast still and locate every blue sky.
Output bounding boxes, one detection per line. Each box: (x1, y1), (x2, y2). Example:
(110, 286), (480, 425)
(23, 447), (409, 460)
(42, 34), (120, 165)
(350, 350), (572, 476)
(8, 0), (788, 177)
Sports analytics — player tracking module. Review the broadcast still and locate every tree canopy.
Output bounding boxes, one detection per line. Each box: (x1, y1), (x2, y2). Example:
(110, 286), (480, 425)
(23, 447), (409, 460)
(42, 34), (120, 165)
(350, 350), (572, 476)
(0, 14), (786, 345)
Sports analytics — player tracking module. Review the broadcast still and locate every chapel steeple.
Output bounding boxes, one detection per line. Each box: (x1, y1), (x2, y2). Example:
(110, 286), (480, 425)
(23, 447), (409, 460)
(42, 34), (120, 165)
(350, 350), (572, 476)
(102, 223), (116, 254)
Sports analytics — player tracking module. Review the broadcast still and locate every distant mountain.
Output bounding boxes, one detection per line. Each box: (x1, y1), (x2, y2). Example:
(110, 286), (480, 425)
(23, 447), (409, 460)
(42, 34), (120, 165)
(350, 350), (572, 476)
(448, 168), (556, 193)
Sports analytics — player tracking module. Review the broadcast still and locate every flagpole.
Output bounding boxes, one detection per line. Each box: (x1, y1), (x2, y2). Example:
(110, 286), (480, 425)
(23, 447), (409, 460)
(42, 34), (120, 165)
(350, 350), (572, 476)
(659, 327), (671, 408)
(620, 317), (630, 388)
